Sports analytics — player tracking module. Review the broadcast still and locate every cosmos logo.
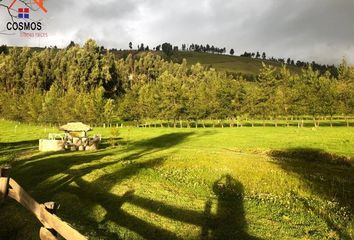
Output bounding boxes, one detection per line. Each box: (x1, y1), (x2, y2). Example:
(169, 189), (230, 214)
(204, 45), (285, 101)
(18, 8), (30, 19)
(5, 0), (47, 32)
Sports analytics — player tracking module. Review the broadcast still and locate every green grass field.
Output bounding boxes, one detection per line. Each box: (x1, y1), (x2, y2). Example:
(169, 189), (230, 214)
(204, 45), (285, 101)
(174, 52), (301, 76)
(0, 120), (353, 239)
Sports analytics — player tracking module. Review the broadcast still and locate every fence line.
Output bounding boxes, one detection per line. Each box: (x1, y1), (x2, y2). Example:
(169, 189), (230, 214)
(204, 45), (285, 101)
(0, 167), (87, 240)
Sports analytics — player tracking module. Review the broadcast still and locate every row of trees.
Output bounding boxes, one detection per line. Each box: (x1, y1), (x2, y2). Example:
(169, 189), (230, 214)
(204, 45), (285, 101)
(240, 51), (338, 77)
(0, 40), (353, 126)
(119, 60), (353, 127)
(127, 41), (339, 77)
(130, 42), (228, 55)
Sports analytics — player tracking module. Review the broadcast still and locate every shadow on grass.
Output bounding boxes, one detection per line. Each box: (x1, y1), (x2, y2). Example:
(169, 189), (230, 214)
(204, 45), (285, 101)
(0, 133), (191, 239)
(201, 175), (260, 240)
(1, 132), (259, 240)
(270, 148), (354, 239)
(63, 172), (259, 240)
(99, 137), (124, 149)
(0, 140), (38, 163)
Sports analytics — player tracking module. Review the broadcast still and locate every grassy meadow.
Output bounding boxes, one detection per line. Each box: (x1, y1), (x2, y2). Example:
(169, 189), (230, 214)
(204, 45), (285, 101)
(0, 120), (353, 239)
(174, 52), (301, 75)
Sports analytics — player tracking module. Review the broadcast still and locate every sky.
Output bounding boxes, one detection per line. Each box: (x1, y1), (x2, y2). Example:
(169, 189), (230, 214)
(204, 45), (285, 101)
(0, 0), (353, 64)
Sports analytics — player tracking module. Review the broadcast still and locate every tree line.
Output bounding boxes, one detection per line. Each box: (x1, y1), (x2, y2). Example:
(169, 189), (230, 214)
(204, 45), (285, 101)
(239, 51), (338, 77)
(0, 39), (353, 127)
(127, 42), (339, 78)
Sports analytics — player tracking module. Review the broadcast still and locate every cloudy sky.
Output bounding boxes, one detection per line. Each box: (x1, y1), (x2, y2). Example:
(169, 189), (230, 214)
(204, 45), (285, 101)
(0, 0), (353, 64)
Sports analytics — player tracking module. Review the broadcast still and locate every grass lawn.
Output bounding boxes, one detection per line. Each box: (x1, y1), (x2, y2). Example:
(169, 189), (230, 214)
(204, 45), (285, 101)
(0, 120), (353, 239)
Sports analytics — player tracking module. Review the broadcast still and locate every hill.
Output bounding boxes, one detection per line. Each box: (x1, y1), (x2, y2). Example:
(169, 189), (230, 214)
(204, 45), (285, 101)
(112, 50), (303, 77)
(171, 51), (302, 76)
(1, 46), (312, 77)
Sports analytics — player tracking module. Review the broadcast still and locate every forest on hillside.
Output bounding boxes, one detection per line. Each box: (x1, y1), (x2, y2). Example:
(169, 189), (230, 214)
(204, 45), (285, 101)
(0, 40), (353, 126)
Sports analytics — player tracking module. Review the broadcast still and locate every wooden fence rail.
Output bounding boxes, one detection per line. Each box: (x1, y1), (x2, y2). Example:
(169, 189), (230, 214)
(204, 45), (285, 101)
(0, 167), (87, 240)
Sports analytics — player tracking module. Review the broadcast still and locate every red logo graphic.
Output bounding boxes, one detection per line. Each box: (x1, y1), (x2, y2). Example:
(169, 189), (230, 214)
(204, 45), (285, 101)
(8, 0), (47, 13)
(18, 8), (30, 19)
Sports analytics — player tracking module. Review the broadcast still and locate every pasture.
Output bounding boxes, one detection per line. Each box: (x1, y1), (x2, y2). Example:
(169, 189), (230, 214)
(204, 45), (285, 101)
(0, 120), (353, 239)
(174, 52), (302, 76)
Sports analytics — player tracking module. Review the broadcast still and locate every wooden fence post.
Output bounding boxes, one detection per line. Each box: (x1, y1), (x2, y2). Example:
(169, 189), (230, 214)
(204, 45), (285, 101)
(2, 175), (87, 240)
(40, 227), (58, 240)
(0, 166), (11, 204)
(39, 202), (59, 240)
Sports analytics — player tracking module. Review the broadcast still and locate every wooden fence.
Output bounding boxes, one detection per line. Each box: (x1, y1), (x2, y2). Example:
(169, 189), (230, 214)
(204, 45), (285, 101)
(0, 167), (87, 240)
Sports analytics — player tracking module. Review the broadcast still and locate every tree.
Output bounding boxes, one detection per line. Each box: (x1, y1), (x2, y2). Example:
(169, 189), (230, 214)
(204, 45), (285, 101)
(230, 49), (235, 55)
(129, 42), (133, 50)
(257, 63), (279, 125)
(243, 82), (261, 126)
(161, 43), (173, 57)
(101, 51), (121, 97)
(0, 38), (350, 127)
(241, 52), (252, 58)
(155, 71), (186, 126)
(23, 51), (45, 92)
(262, 52), (266, 60)
(67, 41), (76, 49)
(0, 45), (8, 54)
(139, 43), (144, 51)
(256, 52), (260, 59)
(337, 80), (354, 127)
(318, 72), (339, 127)
(103, 99), (115, 125)
(277, 66), (296, 126)
(337, 59), (354, 126)
(298, 67), (323, 127)
(119, 85), (143, 123)
(39, 82), (61, 124)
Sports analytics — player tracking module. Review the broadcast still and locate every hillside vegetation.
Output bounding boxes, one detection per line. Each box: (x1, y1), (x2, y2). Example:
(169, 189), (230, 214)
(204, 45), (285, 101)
(171, 51), (302, 76)
(0, 40), (353, 126)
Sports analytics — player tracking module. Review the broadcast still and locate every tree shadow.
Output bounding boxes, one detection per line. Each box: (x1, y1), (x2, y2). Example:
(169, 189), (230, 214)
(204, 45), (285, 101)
(1, 133), (261, 240)
(270, 148), (354, 239)
(0, 140), (38, 163)
(64, 157), (180, 240)
(58, 133), (194, 239)
(1, 132), (194, 239)
(64, 173), (260, 240)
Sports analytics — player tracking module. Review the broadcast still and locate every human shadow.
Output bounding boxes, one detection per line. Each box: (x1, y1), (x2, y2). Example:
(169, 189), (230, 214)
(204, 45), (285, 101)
(270, 148), (354, 239)
(1, 133), (262, 240)
(63, 173), (260, 240)
(201, 175), (260, 240)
